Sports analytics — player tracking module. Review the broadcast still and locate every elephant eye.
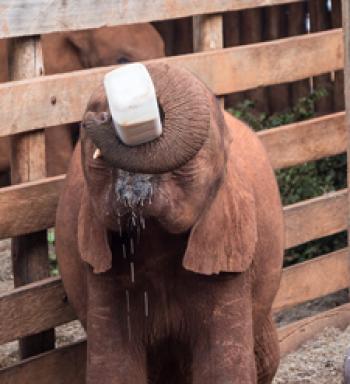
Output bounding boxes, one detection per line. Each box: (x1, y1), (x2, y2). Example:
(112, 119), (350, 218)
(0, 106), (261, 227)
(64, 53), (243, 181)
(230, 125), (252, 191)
(117, 56), (130, 64)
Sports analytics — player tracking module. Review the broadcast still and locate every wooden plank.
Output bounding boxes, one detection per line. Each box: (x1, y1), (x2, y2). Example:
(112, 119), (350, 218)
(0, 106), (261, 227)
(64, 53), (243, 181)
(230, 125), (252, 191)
(332, 0), (345, 112)
(279, 302), (350, 356)
(8, 35), (54, 358)
(193, 14), (223, 52)
(284, 189), (347, 249)
(287, 1), (310, 105)
(223, 10), (242, 108)
(240, 7), (269, 112)
(0, 175), (64, 240)
(309, 0), (334, 114)
(0, 29), (343, 136)
(0, 0), (306, 39)
(0, 341), (86, 384)
(0, 277), (75, 345)
(1, 302), (350, 381)
(258, 112), (346, 169)
(342, 0), (350, 297)
(265, 4), (290, 113)
(273, 248), (350, 312)
(193, 13), (224, 107)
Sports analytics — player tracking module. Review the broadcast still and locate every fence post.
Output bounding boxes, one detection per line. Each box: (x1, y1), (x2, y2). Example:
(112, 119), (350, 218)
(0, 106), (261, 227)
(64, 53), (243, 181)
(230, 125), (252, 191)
(309, 0), (334, 114)
(193, 14), (224, 107)
(265, 4), (290, 113)
(342, 0), (350, 300)
(8, 36), (55, 358)
(332, 0), (345, 112)
(288, 1), (310, 105)
(240, 8), (269, 113)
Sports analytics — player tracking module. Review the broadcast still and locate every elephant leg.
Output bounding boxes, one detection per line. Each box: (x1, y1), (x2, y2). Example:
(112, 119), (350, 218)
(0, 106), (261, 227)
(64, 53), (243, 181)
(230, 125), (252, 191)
(86, 270), (147, 384)
(45, 124), (74, 176)
(254, 314), (280, 384)
(87, 339), (147, 384)
(192, 274), (257, 384)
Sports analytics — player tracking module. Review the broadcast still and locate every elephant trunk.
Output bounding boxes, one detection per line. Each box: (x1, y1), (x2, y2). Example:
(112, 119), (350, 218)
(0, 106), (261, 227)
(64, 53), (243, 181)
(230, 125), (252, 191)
(82, 63), (211, 174)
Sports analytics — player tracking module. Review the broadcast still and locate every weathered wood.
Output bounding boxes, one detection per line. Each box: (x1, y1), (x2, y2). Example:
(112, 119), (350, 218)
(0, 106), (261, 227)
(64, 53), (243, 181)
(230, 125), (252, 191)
(223, 10), (242, 108)
(0, 175), (64, 239)
(0, 341), (86, 384)
(279, 302), (350, 356)
(8, 38), (46, 184)
(0, 0), (306, 39)
(8, 35), (54, 358)
(0, 277), (75, 345)
(258, 112), (346, 169)
(287, 1), (310, 105)
(273, 248), (349, 312)
(342, 0), (350, 311)
(193, 14), (223, 52)
(332, 0), (345, 112)
(240, 7), (269, 112)
(309, 0), (334, 114)
(193, 13), (224, 107)
(265, 4), (290, 112)
(0, 29), (343, 136)
(284, 189), (347, 249)
(0, 39), (8, 82)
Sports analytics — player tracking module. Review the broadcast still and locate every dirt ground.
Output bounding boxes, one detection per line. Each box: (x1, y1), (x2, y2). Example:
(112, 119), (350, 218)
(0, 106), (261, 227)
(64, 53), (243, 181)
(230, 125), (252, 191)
(1, 239), (349, 383)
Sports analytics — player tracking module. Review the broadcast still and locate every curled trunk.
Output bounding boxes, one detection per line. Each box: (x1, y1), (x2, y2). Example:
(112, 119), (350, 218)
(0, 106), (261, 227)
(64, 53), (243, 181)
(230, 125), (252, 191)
(82, 63), (211, 174)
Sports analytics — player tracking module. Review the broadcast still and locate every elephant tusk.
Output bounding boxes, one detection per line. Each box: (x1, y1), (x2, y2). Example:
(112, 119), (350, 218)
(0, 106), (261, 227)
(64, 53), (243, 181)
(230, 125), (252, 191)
(93, 148), (102, 160)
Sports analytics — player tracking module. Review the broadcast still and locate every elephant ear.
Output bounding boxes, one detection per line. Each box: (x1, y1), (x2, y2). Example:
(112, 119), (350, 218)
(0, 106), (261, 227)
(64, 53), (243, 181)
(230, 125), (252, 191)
(182, 156), (257, 275)
(78, 186), (112, 273)
(68, 31), (92, 68)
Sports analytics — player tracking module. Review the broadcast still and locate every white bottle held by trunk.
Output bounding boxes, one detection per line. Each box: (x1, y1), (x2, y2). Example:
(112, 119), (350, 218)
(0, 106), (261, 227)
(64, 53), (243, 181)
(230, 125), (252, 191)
(104, 63), (163, 146)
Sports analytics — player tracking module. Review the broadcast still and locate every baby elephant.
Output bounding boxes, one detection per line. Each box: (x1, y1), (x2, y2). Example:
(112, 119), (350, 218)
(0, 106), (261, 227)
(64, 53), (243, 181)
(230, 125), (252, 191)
(56, 63), (284, 384)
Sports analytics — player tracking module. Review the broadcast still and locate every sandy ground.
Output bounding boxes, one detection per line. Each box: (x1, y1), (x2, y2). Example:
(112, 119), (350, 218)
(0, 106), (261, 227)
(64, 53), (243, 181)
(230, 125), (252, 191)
(1, 238), (350, 383)
(274, 326), (350, 384)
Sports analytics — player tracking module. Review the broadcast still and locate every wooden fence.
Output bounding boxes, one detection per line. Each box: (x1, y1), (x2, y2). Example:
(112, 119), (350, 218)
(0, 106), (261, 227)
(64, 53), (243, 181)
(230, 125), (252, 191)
(221, 0), (345, 114)
(0, 0), (349, 382)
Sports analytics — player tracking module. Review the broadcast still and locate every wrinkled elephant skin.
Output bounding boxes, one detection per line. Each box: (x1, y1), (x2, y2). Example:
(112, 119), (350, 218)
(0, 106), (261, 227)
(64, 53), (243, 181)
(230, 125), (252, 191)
(56, 63), (284, 384)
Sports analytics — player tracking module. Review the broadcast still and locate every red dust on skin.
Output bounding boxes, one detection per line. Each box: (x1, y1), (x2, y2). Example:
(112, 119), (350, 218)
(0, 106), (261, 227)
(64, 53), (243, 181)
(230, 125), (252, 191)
(56, 63), (284, 384)
(82, 127), (224, 236)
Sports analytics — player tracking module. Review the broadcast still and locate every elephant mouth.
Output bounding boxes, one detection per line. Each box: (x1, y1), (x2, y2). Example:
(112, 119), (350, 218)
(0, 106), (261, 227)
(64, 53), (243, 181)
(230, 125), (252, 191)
(115, 169), (154, 210)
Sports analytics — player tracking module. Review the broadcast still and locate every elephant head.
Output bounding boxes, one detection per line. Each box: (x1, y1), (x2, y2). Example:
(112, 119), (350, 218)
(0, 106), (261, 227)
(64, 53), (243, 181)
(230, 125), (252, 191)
(41, 24), (165, 74)
(78, 62), (257, 276)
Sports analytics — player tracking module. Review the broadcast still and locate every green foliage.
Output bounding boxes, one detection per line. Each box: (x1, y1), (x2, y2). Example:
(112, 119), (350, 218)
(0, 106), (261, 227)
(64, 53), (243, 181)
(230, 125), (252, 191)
(229, 89), (347, 266)
(284, 232), (347, 267)
(47, 229), (59, 276)
(228, 88), (327, 132)
(277, 155), (346, 206)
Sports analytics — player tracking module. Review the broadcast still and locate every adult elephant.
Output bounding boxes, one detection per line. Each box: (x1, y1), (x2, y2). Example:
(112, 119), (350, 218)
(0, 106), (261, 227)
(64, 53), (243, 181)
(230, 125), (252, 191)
(56, 63), (284, 383)
(0, 24), (164, 181)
